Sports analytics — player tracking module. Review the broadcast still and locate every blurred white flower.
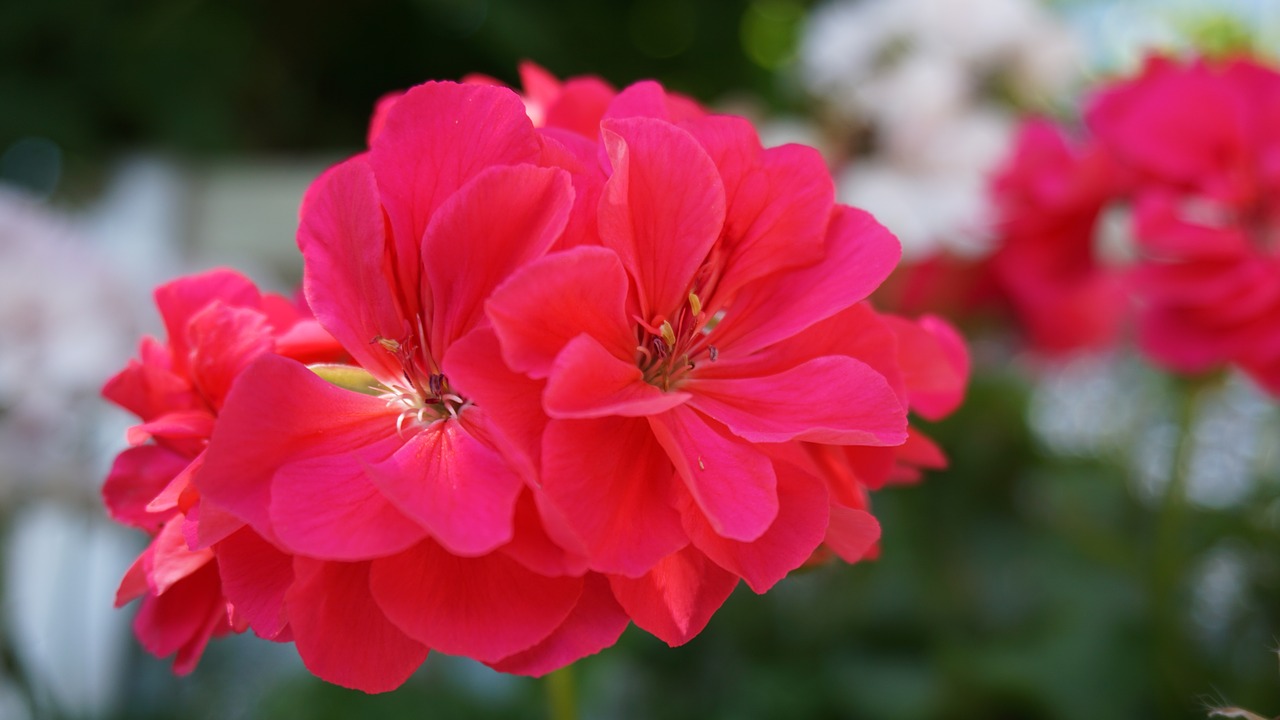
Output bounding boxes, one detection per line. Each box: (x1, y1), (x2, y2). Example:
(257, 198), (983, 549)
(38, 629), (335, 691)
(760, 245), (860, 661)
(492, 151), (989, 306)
(0, 188), (140, 502)
(797, 0), (1082, 257)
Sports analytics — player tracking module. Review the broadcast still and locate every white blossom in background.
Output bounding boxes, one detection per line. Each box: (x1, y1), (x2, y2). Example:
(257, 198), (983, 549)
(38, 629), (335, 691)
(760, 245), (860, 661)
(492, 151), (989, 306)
(0, 188), (141, 502)
(796, 0), (1082, 258)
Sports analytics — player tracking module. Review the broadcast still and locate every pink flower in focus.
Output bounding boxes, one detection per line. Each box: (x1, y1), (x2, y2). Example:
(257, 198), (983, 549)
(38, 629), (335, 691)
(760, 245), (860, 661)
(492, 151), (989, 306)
(485, 82), (909, 642)
(102, 269), (340, 673)
(1086, 55), (1280, 393)
(193, 81), (630, 691)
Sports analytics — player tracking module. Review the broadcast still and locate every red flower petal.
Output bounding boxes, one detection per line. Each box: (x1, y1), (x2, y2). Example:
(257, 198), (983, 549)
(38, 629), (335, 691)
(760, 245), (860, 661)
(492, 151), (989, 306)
(715, 205), (900, 357)
(298, 157), (407, 385)
(544, 334), (690, 419)
(488, 574), (629, 676)
(370, 82), (541, 316)
(824, 505), (881, 564)
(648, 405), (777, 542)
(422, 164), (573, 353)
(541, 417), (688, 577)
(367, 420), (522, 557)
(608, 545), (738, 646)
(287, 558), (429, 693)
(687, 356), (906, 445)
(598, 117), (725, 319)
(486, 246), (634, 379)
(369, 540), (582, 663)
(196, 354), (404, 541)
(683, 461), (829, 593)
(215, 527), (293, 640)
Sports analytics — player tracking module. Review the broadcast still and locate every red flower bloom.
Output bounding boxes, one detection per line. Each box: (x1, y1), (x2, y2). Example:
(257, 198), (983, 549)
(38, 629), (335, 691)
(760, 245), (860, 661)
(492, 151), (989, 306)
(105, 68), (970, 693)
(485, 82), (909, 637)
(988, 118), (1128, 354)
(1086, 55), (1280, 392)
(193, 81), (628, 691)
(102, 269), (339, 673)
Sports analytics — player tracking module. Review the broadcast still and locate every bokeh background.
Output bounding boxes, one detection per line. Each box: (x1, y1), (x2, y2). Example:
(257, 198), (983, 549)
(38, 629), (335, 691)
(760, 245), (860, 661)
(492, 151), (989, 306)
(3, 0), (1280, 718)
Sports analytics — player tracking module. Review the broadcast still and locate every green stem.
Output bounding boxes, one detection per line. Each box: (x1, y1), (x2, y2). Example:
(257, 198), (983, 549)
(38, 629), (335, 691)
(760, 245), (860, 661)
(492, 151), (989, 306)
(545, 666), (577, 720)
(1151, 377), (1206, 714)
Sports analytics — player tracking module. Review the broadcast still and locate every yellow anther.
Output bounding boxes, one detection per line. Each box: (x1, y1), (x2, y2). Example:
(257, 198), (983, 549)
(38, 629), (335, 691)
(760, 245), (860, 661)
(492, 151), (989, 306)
(688, 292), (703, 317)
(375, 336), (401, 353)
(660, 320), (676, 348)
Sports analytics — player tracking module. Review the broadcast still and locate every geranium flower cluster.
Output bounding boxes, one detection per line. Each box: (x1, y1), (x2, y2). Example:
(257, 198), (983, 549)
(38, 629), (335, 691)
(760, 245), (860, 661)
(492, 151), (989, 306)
(990, 54), (1280, 395)
(102, 65), (968, 692)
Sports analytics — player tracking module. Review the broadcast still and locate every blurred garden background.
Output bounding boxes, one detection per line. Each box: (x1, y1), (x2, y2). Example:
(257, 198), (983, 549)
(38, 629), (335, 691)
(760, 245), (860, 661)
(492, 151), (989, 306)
(3, 0), (1280, 718)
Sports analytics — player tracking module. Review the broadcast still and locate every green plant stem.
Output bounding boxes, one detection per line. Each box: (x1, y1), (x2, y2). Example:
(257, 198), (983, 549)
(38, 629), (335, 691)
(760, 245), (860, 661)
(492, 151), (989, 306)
(545, 666), (577, 720)
(1151, 378), (1205, 714)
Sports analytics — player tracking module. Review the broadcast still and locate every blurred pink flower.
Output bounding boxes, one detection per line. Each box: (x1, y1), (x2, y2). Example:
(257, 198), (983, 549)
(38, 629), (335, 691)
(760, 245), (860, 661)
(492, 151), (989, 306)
(1087, 55), (1280, 393)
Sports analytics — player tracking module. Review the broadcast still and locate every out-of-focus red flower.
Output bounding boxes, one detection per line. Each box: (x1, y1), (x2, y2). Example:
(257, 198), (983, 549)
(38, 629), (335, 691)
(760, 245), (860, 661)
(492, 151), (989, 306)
(987, 54), (1280, 395)
(102, 269), (340, 673)
(988, 118), (1128, 354)
(1086, 55), (1280, 391)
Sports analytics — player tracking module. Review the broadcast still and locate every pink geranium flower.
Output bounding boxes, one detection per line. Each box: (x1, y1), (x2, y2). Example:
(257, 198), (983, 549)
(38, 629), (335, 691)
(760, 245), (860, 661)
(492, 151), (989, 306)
(483, 82), (909, 641)
(1086, 55), (1280, 393)
(193, 81), (630, 691)
(988, 118), (1128, 354)
(102, 269), (339, 673)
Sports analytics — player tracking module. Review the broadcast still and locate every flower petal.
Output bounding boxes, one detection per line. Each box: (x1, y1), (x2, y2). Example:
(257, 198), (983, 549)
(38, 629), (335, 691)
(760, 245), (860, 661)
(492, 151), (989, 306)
(714, 205), (900, 356)
(683, 461), (828, 593)
(486, 246), (634, 379)
(487, 574), (629, 676)
(369, 540), (582, 663)
(687, 356), (906, 445)
(297, 157), (407, 385)
(102, 445), (189, 530)
(154, 270), (261, 378)
(370, 82), (541, 316)
(608, 545), (738, 646)
(422, 164), (574, 353)
(544, 334), (690, 419)
(824, 505), (881, 564)
(196, 354), (404, 543)
(598, 117), (726, 318)
(287, 558), (429, 693)
(269, 436), (427, 561)
(684, 116), (832, 297)
(215, 527), (293, 640)
(541, 417), (688, 576)
(647, 405), (777, 542)
(366, 419), (522, 557)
